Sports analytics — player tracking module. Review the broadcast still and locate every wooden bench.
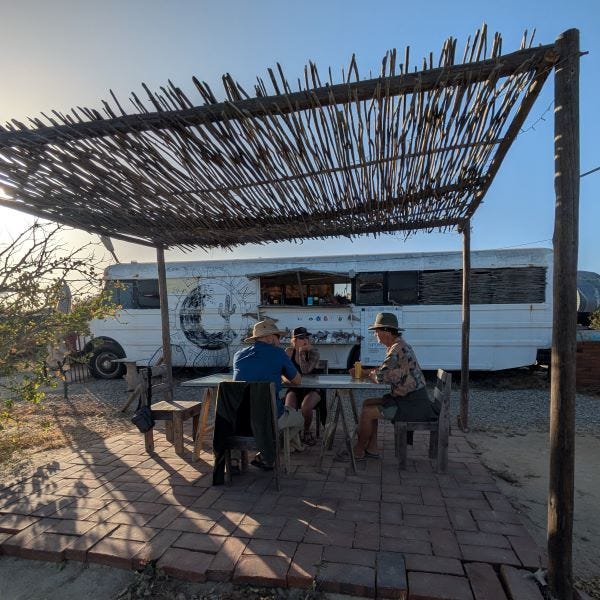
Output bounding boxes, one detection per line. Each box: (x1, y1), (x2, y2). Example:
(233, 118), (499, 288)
(393, 369), (452, 473)
(140, 365), (203, 460)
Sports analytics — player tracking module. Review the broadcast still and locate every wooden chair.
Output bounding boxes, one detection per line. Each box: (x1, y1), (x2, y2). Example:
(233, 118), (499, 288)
(393, 369), (452, 473)
(141, 365), (203, 460)
(213, 381), (281, 490)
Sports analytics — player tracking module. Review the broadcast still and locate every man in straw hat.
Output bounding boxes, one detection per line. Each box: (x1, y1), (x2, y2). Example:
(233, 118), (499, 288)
(233, 319), (305, 469)
(338, 312), (438, 462)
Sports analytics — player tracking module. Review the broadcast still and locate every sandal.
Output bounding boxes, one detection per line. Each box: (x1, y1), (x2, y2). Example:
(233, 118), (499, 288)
(302, 430), (317, 446)
(250, 456), (274, 471)
(334, 449), (366, 463)
(364, 450), (380, 459)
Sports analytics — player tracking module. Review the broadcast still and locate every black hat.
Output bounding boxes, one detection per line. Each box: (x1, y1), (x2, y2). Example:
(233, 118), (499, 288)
(292, 326), (310, 339)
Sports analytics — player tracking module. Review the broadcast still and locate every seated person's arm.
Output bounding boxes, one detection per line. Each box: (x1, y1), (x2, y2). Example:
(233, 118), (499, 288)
(284, 372), (302, 385)
(297, 347), (320, 373)
(282, 355), (301, 385)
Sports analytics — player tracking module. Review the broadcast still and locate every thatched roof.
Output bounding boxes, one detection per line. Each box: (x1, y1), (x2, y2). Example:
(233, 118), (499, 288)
(0, 27), (558, 250)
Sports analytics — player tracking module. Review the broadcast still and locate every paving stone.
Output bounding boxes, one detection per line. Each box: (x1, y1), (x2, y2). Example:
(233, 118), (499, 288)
(109, 525), (160, 542)
(244, 539), (297, 557)
(43, 519), (97, 536)
(206, 537), (247, 582)
(404, 514), (452, 530)
(173, 532), (226, 554)
(430, 529), (461, 558)
(456, 531), (511, 549)
(381, 524), (430, 541)
(0, 514), (40, 534)
(447, 508), (478, 532)
(478, 521), (530, 537)
(88, 537), (146, 569)
(64, 521), (121, 561)
(460, 544), (521, 566)
(323, 545), (375, 567)
(287, 542), (322, 589)
(157, 547), (213, 582)
(464, 562), (508, 600)
(377, 551), (408, 599)
(166, 516), (216, 533)
(471, 509), (523, 525)
(132, 528), (182, 570)
(316, 561), (376, 598)
(507, 535), (547, 569)
(278, 518), (308, 542)
(420, 486), (444, 506)
(404, 554), (464, 576)
(381, 537), (431, 555)
(144, 505), (183, 528)
(499, 565), (544, 599)
(483, 492), (514, 513)
(404, 503), (448, 517)
(408, 572), (474, 600)
(233, 554), (291, 587)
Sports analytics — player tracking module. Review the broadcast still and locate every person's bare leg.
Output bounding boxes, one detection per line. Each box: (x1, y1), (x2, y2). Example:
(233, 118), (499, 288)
(354, 397), (383, 457)
(285, 391), (298, 409)
(300, 391), (320, 430)
(300, 391), (321, 445)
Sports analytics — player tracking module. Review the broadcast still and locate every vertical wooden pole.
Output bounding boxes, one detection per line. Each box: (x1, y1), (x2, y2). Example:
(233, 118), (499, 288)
(156, 247), (173, 400)
(459, 221), (471, 430)
(548, 28), (579, 600)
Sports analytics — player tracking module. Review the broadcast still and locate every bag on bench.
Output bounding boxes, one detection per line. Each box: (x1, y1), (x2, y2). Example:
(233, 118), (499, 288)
(131, 367), (155, 433)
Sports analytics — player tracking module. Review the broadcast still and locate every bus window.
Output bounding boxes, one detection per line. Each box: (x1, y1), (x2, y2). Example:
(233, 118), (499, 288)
(104, 279), (160, 309)
(355, 273), (384, 305)
(136, 280), (161, 308)
(387, 271), (418, 305)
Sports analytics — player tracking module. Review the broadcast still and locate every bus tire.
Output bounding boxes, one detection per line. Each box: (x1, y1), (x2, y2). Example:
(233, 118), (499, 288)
(89, 343), (125, 379)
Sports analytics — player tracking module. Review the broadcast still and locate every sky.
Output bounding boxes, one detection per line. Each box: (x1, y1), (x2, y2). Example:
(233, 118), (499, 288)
(1, 0), (599, 272)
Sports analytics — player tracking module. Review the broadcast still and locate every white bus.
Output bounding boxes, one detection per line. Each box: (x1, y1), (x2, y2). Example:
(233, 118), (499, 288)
(86, 248), (553, 379)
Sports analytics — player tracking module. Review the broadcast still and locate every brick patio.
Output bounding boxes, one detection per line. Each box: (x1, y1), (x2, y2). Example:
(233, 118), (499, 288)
(0, 423), (547, 599)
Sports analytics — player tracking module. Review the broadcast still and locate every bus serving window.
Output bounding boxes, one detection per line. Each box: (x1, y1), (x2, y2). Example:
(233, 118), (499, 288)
(104, 279), (160, 309)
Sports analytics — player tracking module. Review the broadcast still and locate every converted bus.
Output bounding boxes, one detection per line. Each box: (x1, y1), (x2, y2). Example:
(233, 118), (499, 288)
(86, 248), (553, 379)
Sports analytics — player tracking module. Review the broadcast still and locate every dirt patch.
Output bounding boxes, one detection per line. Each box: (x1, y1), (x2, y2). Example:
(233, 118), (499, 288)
(0, 390), (132, 481)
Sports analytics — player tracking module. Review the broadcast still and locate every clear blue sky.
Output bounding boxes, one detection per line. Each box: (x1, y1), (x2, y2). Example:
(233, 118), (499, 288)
(1, 0), (598, 271)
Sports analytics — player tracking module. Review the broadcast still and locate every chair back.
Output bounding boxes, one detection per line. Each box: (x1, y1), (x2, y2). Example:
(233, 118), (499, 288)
(140, 364), (172, 404)
(213, 381), (280, 489)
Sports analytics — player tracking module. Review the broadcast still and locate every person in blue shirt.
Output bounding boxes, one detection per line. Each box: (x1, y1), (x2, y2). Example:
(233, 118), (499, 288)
(233, 319), (304, 468)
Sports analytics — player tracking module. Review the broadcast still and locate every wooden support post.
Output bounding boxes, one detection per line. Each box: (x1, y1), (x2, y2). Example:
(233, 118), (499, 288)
(459, 221), (471, 431)
(548, 28), (579, 600)
(156, 247), (173, 400)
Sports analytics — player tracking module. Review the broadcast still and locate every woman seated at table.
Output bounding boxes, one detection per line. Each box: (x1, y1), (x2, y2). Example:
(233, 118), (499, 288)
(284, 327), (321, 446)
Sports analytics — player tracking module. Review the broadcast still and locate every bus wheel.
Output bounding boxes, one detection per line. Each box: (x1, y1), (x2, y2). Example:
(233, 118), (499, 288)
(89, 344), (125, 379)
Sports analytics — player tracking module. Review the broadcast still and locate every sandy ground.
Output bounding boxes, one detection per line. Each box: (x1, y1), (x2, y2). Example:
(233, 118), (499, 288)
(468, 431), (600, 585)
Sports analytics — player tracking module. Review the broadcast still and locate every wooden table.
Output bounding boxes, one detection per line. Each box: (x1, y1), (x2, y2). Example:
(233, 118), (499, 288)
(182, 373), (389, 472)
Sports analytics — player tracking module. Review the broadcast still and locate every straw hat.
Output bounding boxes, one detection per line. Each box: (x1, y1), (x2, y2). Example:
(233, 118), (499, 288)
(367, 312), (404, 332)
(244, 319), (287, 342)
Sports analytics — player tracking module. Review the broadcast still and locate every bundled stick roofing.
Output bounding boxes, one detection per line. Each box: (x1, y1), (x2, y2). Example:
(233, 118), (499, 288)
(0, 27), (558, 250)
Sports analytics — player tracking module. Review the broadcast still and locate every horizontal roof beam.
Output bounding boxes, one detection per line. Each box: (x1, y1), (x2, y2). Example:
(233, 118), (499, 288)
(0, 44), (557, 150)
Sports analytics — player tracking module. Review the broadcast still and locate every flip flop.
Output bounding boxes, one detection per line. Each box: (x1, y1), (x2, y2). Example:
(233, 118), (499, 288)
(250, 457), (274, 471)
(334, 449), (366, 463)
(364, 450), (380, 459)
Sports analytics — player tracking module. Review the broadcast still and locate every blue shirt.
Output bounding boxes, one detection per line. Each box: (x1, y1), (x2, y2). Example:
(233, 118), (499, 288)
(233, 341), (298, 417)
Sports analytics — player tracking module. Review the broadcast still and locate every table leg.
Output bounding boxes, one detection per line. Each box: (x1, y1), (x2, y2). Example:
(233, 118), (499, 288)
(339, 390), (357, 474)
(197, 387), (214, 450)
(317, 390), (340, 469)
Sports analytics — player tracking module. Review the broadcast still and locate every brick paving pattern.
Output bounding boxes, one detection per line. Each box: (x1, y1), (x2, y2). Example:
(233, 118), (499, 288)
(0, 423), (548, 598)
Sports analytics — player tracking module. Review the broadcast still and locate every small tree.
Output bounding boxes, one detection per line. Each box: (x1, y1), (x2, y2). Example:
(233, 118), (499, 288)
(590, 308), (600, 330)
(0, 221), (115, 411)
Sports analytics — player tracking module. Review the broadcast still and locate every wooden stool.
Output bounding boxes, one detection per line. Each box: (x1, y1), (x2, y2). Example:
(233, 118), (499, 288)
(144, 400), (203, 460)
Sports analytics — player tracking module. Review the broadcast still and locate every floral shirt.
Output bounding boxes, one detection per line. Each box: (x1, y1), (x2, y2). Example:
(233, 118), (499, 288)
(374, 338), (426, 397)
